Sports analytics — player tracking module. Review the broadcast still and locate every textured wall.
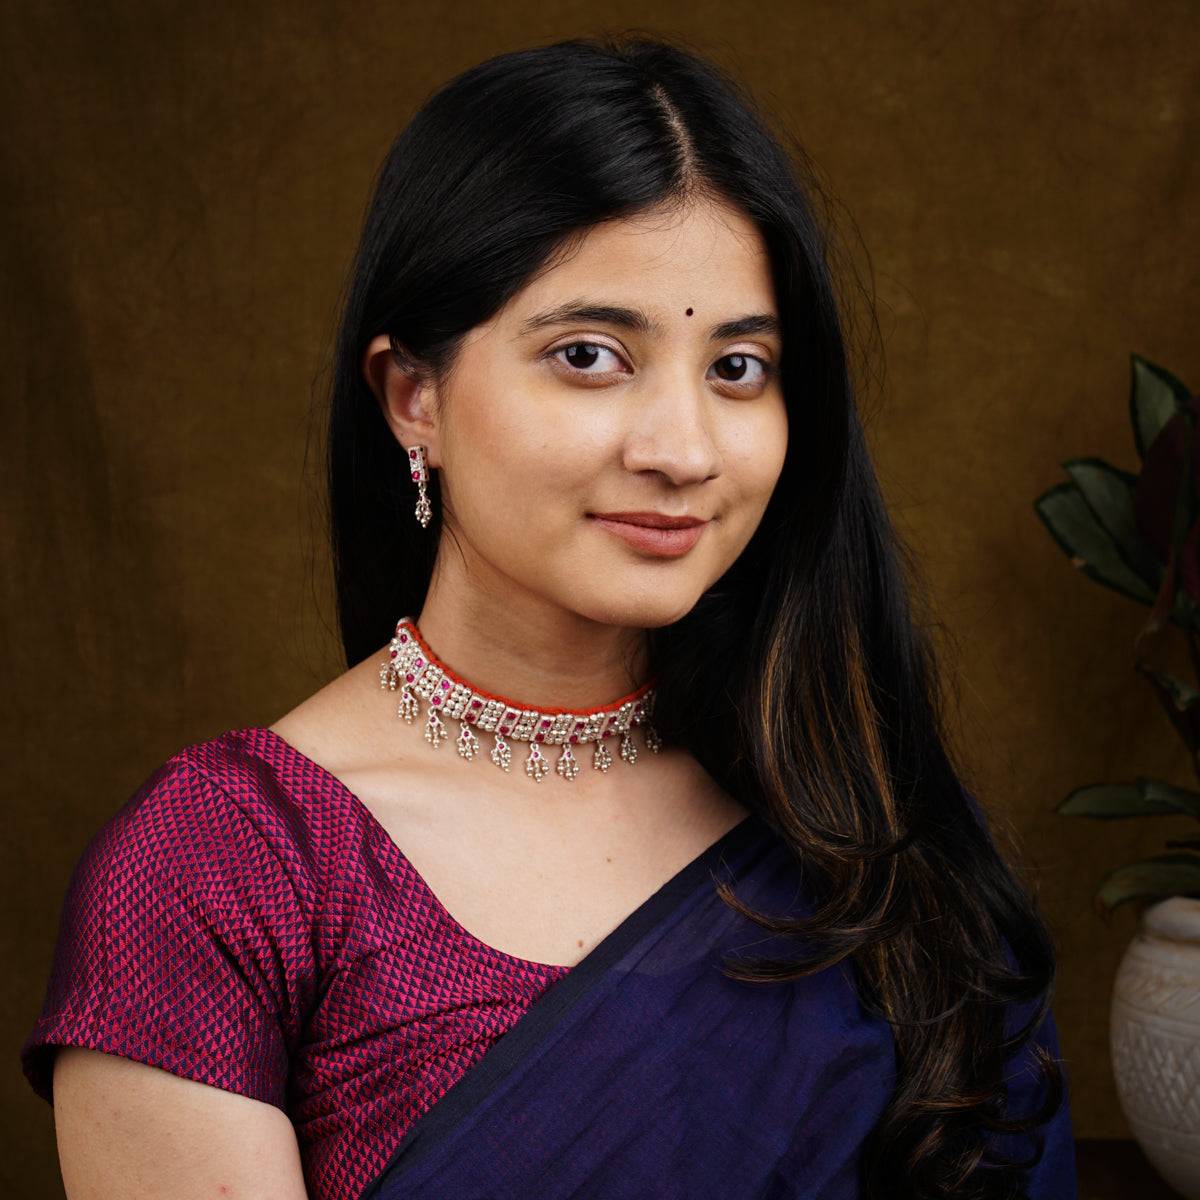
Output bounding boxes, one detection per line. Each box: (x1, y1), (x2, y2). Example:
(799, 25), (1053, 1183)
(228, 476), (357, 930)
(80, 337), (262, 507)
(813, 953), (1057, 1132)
(5, 2), (1198, 1191)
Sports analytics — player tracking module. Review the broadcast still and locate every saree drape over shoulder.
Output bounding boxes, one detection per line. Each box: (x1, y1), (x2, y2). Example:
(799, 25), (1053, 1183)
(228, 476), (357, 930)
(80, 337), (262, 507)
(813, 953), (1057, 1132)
(20, 727), (1075, 1199)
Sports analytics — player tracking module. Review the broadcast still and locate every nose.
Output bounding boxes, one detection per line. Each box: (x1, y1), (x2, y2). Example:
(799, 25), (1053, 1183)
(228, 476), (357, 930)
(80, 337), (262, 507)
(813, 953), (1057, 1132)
(620, 372), (722, 488)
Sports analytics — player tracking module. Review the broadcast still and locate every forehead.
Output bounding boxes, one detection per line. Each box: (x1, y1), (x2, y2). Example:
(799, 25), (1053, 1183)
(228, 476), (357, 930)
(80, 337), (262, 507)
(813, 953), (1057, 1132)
(510, 197), (775, 321)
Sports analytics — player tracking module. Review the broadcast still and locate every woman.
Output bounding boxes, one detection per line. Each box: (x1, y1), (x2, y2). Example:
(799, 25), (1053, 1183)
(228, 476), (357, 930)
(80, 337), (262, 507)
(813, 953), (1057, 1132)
(20, 33), (1074, 1200)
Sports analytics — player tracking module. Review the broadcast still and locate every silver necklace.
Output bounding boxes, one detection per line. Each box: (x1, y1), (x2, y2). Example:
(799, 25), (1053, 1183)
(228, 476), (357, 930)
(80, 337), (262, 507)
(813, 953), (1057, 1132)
(379, 615), (663, 783)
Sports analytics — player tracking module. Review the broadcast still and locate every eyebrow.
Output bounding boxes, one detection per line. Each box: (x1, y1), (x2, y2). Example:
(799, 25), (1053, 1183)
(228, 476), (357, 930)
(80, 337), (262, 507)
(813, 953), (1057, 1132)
(516, 301), (781, 342)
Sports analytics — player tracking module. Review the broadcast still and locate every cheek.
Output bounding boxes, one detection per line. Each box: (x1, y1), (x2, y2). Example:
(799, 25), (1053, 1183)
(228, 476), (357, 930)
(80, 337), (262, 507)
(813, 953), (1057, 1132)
(441, 395), (596, 536)
(722, 407), (788, 513)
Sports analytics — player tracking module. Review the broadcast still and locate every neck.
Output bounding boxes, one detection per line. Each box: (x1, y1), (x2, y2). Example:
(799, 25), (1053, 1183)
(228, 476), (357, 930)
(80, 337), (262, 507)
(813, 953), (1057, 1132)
(416, 565), (652, 710)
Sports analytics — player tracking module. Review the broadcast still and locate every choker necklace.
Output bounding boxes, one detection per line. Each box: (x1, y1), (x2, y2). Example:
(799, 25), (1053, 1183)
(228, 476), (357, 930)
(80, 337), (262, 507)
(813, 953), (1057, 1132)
(379, 616), (663, 783)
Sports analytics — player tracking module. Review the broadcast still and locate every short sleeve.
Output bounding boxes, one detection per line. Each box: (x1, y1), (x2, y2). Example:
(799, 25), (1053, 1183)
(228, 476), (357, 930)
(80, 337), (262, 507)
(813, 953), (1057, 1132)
(19, 754), (316, 1110)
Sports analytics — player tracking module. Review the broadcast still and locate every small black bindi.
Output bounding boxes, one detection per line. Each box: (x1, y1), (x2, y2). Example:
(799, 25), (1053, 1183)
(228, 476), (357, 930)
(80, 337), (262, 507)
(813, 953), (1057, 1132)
(685, 307), (693, 316)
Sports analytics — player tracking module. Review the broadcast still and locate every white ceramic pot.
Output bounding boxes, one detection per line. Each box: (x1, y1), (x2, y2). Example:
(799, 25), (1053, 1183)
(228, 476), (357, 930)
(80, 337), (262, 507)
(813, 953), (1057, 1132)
(1110, 895), (1200, 1198)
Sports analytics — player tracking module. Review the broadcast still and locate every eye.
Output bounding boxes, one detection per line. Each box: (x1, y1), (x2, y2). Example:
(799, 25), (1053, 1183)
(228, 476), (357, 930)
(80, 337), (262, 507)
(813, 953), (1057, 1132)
(708, 353), (774, 390)
(548, 341), (627, 375)
(544, 340), (777, 393)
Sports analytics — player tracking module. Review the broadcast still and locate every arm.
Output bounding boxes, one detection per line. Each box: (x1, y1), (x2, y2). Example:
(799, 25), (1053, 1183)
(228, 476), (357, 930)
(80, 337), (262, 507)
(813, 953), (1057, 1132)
(21, 756), (320, 1197)
(53, 1048), (310, 1199)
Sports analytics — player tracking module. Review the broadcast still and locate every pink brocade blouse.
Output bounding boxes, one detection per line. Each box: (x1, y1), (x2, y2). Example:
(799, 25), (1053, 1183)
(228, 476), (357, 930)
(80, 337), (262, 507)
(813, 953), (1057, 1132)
(20, 725), (573, 1200)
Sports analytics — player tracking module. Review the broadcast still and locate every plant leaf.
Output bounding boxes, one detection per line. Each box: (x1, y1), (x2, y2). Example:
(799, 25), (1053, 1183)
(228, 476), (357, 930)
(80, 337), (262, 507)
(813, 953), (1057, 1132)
(1131, 352), (1192, 463)
(1033, 481), (1157, 604)
(1097, 852), (1200, 913)
(1062, 457), (1163, 590)
(1136, 664), (1200, 757)
(1140, 667), (1200, 709)
(1173, 588), (1200, 632)
(1134, 406), (1198, 657)
(1139, 776), (1200, 817)
(1057, 779), (1200, 819)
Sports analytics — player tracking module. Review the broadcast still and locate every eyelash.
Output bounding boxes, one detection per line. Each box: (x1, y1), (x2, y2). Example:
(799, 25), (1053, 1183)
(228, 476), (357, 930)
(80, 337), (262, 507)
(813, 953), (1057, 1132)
(544, 340), (777, 391)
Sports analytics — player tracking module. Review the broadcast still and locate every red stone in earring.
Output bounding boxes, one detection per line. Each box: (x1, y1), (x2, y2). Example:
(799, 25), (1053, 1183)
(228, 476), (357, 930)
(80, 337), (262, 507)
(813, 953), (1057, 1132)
(408, 445), (433, 528)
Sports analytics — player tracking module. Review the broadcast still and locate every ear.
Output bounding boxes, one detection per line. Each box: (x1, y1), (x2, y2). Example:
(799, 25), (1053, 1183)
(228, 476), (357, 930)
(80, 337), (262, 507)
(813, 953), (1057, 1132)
(361, 334), (442, 467)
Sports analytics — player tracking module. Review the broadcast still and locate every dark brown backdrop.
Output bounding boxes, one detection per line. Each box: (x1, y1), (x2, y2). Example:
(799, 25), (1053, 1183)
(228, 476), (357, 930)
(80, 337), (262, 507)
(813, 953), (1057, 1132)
(5, 1), (1198, 1193)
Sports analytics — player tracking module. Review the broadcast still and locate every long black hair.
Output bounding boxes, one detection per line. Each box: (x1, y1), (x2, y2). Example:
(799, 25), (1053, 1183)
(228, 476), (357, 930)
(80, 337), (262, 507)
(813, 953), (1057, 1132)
(322, 31), (1064, 1198)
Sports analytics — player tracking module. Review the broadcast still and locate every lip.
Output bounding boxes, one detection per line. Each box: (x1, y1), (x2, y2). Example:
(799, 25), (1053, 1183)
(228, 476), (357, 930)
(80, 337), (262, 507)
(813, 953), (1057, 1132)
(590, 510), (707, 529)
(587, 512), (710, 558)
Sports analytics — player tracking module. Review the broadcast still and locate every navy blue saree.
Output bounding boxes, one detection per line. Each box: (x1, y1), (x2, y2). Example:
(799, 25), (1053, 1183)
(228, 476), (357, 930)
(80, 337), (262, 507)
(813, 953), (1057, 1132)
(357, 812), (1075, 1199)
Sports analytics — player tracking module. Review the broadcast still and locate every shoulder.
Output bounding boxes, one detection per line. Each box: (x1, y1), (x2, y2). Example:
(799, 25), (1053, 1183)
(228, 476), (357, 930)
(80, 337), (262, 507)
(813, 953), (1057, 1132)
(72, 726), (352, 931)
(20, 729), (332, 1109)
(263, 636), (400, 775)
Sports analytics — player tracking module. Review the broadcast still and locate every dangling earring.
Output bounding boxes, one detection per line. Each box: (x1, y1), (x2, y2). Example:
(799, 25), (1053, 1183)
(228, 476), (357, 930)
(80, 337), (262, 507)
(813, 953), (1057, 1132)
(407, 445), (433, 528)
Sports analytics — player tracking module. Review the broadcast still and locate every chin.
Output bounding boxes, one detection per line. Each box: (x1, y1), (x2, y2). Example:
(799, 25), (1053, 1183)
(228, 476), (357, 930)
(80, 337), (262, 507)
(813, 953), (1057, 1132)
(572, 587), (706, 631)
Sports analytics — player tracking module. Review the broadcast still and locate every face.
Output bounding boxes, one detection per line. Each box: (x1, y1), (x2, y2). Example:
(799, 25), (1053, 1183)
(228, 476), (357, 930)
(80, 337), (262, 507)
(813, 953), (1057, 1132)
(372, 195), (788, 631)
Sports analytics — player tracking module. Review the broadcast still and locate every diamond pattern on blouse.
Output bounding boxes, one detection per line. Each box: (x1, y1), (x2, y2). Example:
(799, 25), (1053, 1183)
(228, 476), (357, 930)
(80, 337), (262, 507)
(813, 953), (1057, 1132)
(20, 726), (572, 1200)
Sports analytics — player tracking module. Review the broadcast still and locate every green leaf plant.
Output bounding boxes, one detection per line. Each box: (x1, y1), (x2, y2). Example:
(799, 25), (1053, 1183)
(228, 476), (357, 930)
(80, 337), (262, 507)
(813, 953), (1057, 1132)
(1035, 354), (1200, 918)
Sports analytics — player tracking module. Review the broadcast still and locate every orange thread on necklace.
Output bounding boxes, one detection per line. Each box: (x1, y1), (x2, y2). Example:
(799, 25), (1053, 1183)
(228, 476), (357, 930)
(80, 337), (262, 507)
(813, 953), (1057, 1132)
(397, 618), (656, 717)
